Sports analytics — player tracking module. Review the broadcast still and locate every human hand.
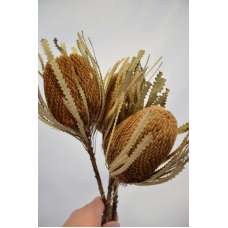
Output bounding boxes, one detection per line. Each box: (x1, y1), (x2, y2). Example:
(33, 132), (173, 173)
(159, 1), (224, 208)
(63, 197), (120, 227)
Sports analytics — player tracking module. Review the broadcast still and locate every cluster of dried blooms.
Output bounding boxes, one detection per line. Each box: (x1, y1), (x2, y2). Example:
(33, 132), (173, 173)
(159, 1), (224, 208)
(38, 32), (189, 224)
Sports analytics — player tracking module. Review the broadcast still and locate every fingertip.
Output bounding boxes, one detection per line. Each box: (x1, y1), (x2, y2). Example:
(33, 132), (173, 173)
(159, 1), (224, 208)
(103, 221), (120, 227)
(91, 196), (105, 212)
(93, 196), (103, 203)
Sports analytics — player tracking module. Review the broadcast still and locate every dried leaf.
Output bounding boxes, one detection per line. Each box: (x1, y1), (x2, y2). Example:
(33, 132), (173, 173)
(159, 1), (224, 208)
(134, 79), (151, 112)
(70, 65), (90, 124)
(105, 94), (125, 159)
(110, 133), (153, 176)
(38, 71), (43, 78)
(145, 56), (162, 79)
(109, 110), (154, 171)
(154, 88), (170, 107)
(38, 53), (44, 70)
(38, 90), (79, 137)
(50, 58), (87, 141)
(76, 32), (105, 122)
(178, 122), (189, 134)
(104, 59), (124, 91)
(146, 72), (166, 107)
(41, 39), (54, 61)
(136, 133), (189, 185)
(136, 160), (187, 186)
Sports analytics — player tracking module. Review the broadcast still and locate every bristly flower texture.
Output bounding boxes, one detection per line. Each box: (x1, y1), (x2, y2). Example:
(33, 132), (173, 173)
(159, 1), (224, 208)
(38, 32), (189, 224)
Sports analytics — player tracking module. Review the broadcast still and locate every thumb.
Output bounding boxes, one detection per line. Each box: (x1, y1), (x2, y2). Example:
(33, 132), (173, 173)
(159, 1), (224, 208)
(63, 197), (104, 227)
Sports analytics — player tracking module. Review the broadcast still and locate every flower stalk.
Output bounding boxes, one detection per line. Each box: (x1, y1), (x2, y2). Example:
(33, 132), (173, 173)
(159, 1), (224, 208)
(111, 180), (119, 221)
(86, 137), (106, 204)
(102, 177), (115, 224)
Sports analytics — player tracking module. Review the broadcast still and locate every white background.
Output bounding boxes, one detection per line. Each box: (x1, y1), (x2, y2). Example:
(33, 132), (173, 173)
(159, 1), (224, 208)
(38, 0), (188, 226)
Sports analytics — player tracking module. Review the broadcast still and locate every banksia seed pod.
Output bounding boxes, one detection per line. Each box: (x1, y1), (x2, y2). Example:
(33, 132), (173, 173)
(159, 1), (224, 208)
(39, 34), (105, 142)
(43, 53), (100, 130)
(106, 105), (178, 183)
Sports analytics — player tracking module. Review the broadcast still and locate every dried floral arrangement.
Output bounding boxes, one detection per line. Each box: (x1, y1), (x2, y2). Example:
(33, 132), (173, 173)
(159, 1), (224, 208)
(38, 32), (189, 224)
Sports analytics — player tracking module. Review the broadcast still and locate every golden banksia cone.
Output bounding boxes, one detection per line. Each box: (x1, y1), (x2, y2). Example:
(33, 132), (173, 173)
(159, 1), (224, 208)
(39, 33), (105, 142)
(43, 53), (100, 130)
(106, 105), (178, 183)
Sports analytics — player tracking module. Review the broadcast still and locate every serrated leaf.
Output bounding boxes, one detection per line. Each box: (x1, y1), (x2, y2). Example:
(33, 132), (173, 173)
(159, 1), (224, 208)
(131, 74), (147, 113)
(105, 75), (123, 121)
(41, 39), (54, 61)
(50, 59), (87, 141)
(178, 122), (189, 134)
(105, 94), (125, 159)
(143, 80), (152, 99)
(69, 65), (90, 124)
(105, 59), (133, 123)
(135, 132), (189, 185)
(109, 110), (154, 171)
(38, 88), (79, 137)
(136, 159), (187, 185)
(104, 59), (124, 92)
(110, 133), (153, 176)
(154, 88), (170, 107)
(38, 53), (44, 70)
(146, 72), (166, 107)
(76, 32), (105, 123)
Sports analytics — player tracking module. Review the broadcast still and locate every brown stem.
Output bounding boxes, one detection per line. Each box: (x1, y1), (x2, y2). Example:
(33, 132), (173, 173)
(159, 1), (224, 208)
(102, 177), (115, 224)
(112, 181), (119, 220)
(86, 139), (106, 204)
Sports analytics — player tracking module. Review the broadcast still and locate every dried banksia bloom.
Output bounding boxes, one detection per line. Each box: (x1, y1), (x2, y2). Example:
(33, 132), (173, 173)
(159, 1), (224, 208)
(43, 49), (100, 129)
(38, 33), (104, 144)
(101, 50), (188, 223)
(106, 106), (178, 183)
(38, 32), (106, 203)
(102, 50), (189, 185)
(99, 50), (169, 146)
(105, 106), (188, 186)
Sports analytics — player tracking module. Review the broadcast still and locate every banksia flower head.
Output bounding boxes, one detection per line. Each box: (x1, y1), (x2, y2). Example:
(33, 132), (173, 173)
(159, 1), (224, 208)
(102, 50), (189, 185)
(106, 106), (178, 183)
(38, 32), (104, 145)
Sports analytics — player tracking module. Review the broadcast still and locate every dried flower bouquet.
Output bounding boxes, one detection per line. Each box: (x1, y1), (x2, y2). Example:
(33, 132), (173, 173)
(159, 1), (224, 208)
(38, 32), (189, 224)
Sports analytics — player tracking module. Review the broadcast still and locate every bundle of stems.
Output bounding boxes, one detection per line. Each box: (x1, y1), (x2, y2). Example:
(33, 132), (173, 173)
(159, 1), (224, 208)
(38, 32), (189, 224)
